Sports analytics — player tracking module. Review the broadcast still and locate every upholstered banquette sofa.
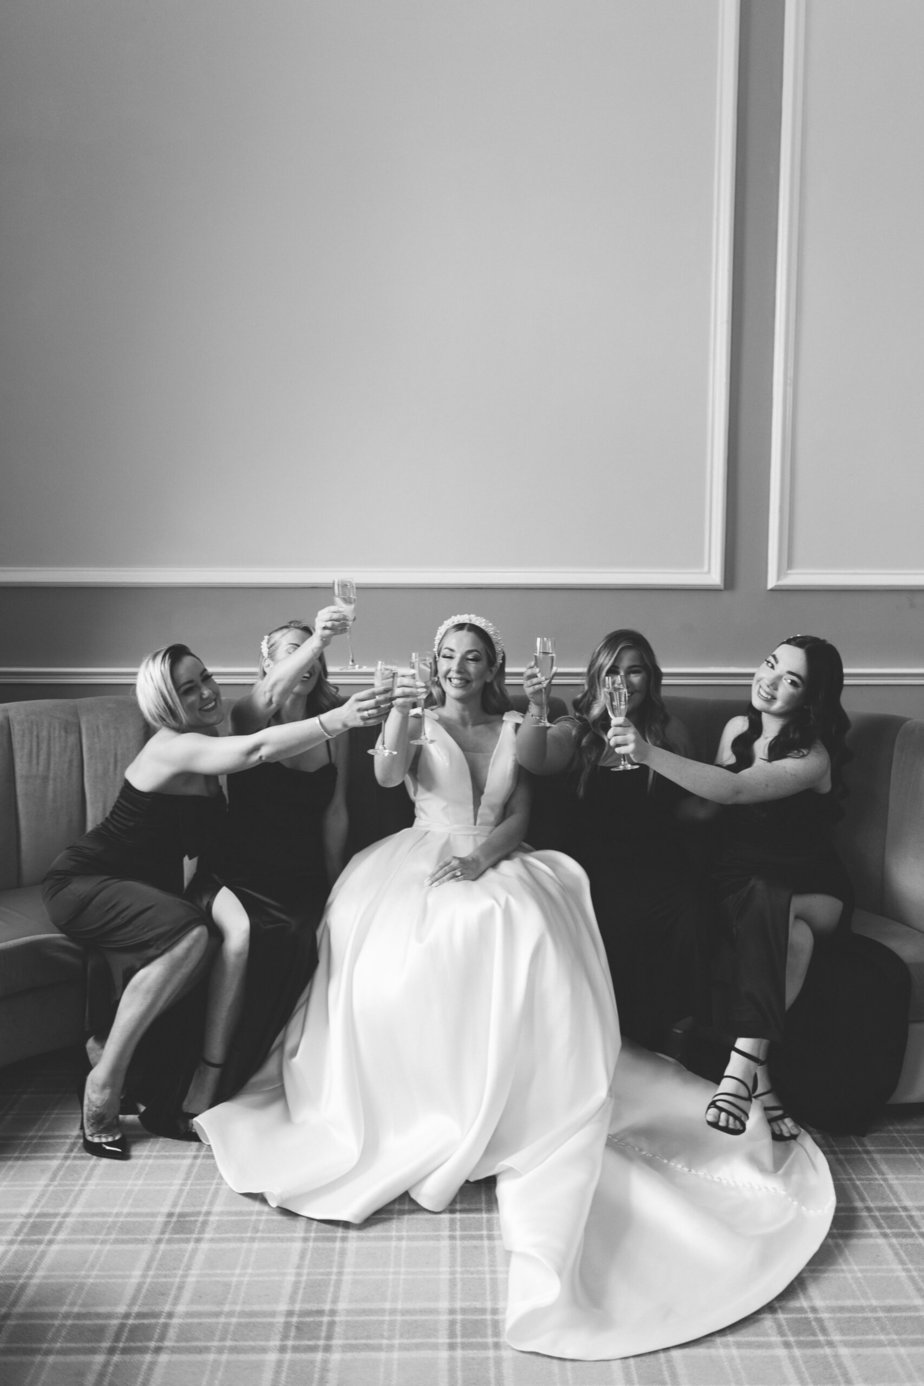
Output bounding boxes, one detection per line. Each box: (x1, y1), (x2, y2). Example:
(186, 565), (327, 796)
(1, 692), (922, 1103)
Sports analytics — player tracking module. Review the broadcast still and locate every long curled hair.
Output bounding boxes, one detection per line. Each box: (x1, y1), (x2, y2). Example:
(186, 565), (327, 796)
(570, 629), (676, 796)
(260, 621), (341, 716)
(430, 621), (512, 715)
(730, 634), (851, 798)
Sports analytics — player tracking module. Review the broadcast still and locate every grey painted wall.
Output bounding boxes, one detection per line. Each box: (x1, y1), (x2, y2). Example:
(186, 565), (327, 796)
(1, 1), (922, 719)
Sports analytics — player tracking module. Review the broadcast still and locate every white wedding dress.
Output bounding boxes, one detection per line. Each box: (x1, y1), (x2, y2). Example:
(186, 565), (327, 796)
(196, 711), (835, 1360)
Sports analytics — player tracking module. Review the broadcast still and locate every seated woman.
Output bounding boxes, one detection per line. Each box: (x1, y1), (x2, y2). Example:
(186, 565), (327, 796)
(517, 628), (710, 1050)
(608, 634), (853, 1142)
(42, 638), (387, 1158)
(196, 614), (834, 1362)
(186, 610), (354, 1112)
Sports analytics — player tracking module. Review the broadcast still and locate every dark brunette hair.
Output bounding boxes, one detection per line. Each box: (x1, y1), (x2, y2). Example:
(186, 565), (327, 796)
(570, 629), (678, 796)
(730, 634), (851, 797)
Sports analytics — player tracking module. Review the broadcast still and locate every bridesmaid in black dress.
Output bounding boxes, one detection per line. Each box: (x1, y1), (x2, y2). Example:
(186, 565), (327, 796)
(192, 614), (354, 1106)
(43, 629), (387, 1158)
(517, 629), (710, 1051)
(608, 634), (853, 1142)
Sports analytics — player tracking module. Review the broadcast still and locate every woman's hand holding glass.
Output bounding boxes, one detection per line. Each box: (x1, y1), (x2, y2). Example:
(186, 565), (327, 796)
(604, 707), (649, 768)
(367, 662), (400, 756)
(522, 663), (549, 724)
(313, 603), (352, 649)
(338, 683), (392, 732)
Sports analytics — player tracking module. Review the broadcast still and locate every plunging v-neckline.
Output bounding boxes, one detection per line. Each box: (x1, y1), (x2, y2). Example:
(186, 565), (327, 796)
(431, 714), (505, 823)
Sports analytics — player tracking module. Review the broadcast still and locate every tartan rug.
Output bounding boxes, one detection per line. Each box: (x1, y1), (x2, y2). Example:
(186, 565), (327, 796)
(1, 1049), (922, 1386)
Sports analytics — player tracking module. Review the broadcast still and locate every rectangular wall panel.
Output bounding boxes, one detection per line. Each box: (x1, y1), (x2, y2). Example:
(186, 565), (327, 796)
(769, 0), (924, 588)
(0, 1), (737, 588)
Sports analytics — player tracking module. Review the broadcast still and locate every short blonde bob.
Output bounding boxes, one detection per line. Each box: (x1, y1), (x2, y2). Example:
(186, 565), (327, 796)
(135, 643), (198, 731)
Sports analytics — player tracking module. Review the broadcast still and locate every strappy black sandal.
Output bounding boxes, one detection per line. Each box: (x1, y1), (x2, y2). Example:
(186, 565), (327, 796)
(753, 1085), (801, 1142)
(705, 1045), (764, 1137)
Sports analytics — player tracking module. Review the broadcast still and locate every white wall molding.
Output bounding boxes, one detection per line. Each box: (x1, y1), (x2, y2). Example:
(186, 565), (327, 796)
(768, 0), (924, 590)
(1, 562), (724, 588)
(766, 0), (805, 592)
(5, 665), (923, 689)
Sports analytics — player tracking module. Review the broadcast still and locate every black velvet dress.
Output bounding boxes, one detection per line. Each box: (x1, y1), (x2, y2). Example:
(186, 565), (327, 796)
(563, 763), (711, 1050)
(706, 783), (912, 1135)
(189, 751), (338, 1099)
(42, 778), (223, 1000)
(711, 787), (853, 1044)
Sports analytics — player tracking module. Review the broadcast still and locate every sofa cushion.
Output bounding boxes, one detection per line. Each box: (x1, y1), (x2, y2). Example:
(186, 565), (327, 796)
(0, 696), (148, 891)
(882, 719), (924, 934)
(833, 712), (907, 917)
(0, 886), (84, 998)
(852, 909), (924, 1023)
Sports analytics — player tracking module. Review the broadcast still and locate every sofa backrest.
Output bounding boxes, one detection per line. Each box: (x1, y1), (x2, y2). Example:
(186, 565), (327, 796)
(0, 697), (149, 890)
(4, 692), (922, 937)
(666, 696), (924, 934)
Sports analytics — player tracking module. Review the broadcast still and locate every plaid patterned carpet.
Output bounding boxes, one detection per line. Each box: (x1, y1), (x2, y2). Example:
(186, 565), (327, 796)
(1, 1050), (923, 1386)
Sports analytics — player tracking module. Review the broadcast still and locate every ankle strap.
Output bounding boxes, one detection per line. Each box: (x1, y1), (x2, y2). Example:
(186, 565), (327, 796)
(730, 1044), (765, 1065)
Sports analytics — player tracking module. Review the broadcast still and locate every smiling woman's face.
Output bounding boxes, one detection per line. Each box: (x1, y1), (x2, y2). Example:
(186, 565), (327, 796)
(436, 628), (495, 704)
(172, 654), (224, 729)
(751, 644), (809, 719)
(606, 645), (649, 712)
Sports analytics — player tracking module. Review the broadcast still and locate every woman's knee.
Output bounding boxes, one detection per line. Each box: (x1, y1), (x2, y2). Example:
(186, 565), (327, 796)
(794, 892), (843, 939)
(211, 889), (251, 956)
(174, 922), (210, 967)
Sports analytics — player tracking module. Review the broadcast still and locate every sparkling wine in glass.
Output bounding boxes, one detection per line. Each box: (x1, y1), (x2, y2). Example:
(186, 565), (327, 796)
(332, 578), (358, 669)
(367, 661), (398, 756)
(603, 672), (638, 772)
(533, 636), (556, 727)
(409, 651), (435, 745)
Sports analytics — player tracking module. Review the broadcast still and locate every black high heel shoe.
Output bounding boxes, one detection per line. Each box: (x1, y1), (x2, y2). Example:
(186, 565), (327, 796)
(705, 1045), (764, 1137)
(138, 1104), (201, 1142)
(77, 1078), (129, 1161)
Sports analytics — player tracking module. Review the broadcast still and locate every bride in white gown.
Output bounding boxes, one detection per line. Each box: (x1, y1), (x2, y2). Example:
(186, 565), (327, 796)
(196, 614), (835, 1361)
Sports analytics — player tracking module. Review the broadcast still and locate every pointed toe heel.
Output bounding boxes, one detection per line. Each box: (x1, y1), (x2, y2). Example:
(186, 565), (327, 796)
(77, 1080), (130, 1161)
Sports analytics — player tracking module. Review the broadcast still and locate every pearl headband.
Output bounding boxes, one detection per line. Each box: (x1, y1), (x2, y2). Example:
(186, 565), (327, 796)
(433, 613), (505, 663)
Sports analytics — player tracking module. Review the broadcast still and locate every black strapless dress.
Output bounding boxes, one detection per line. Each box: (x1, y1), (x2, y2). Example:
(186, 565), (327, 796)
(711, 788), (853, 1043)
(189, 755), (338, 1099)
(42, 778), (223, 997)
(564, 765), (711, 1050)
(708, 786), (911, 1135)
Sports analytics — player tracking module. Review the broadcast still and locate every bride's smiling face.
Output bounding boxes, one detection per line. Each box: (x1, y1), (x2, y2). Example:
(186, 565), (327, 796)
(436, 629), (496, 705)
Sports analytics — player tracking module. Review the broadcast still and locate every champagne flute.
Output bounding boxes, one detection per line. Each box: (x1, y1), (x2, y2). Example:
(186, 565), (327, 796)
(367, 661), (398, 756)
(603, 672), (639, 772)
(409, 651), (435, 745)
(332, 578), (359, 669)
(533, 636), (556, 727)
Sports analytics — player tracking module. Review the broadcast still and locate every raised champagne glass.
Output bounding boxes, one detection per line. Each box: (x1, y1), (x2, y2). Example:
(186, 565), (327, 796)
(332, 578), (359, 670)
(533, 636), (556, 727)
(367, 661), (398, 756)
(409, 651), (435, 745)
(603, 672), (639, 771)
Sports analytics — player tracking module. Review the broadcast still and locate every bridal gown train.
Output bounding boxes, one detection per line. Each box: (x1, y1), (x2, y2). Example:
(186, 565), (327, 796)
(196, 711), (835, 1361)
